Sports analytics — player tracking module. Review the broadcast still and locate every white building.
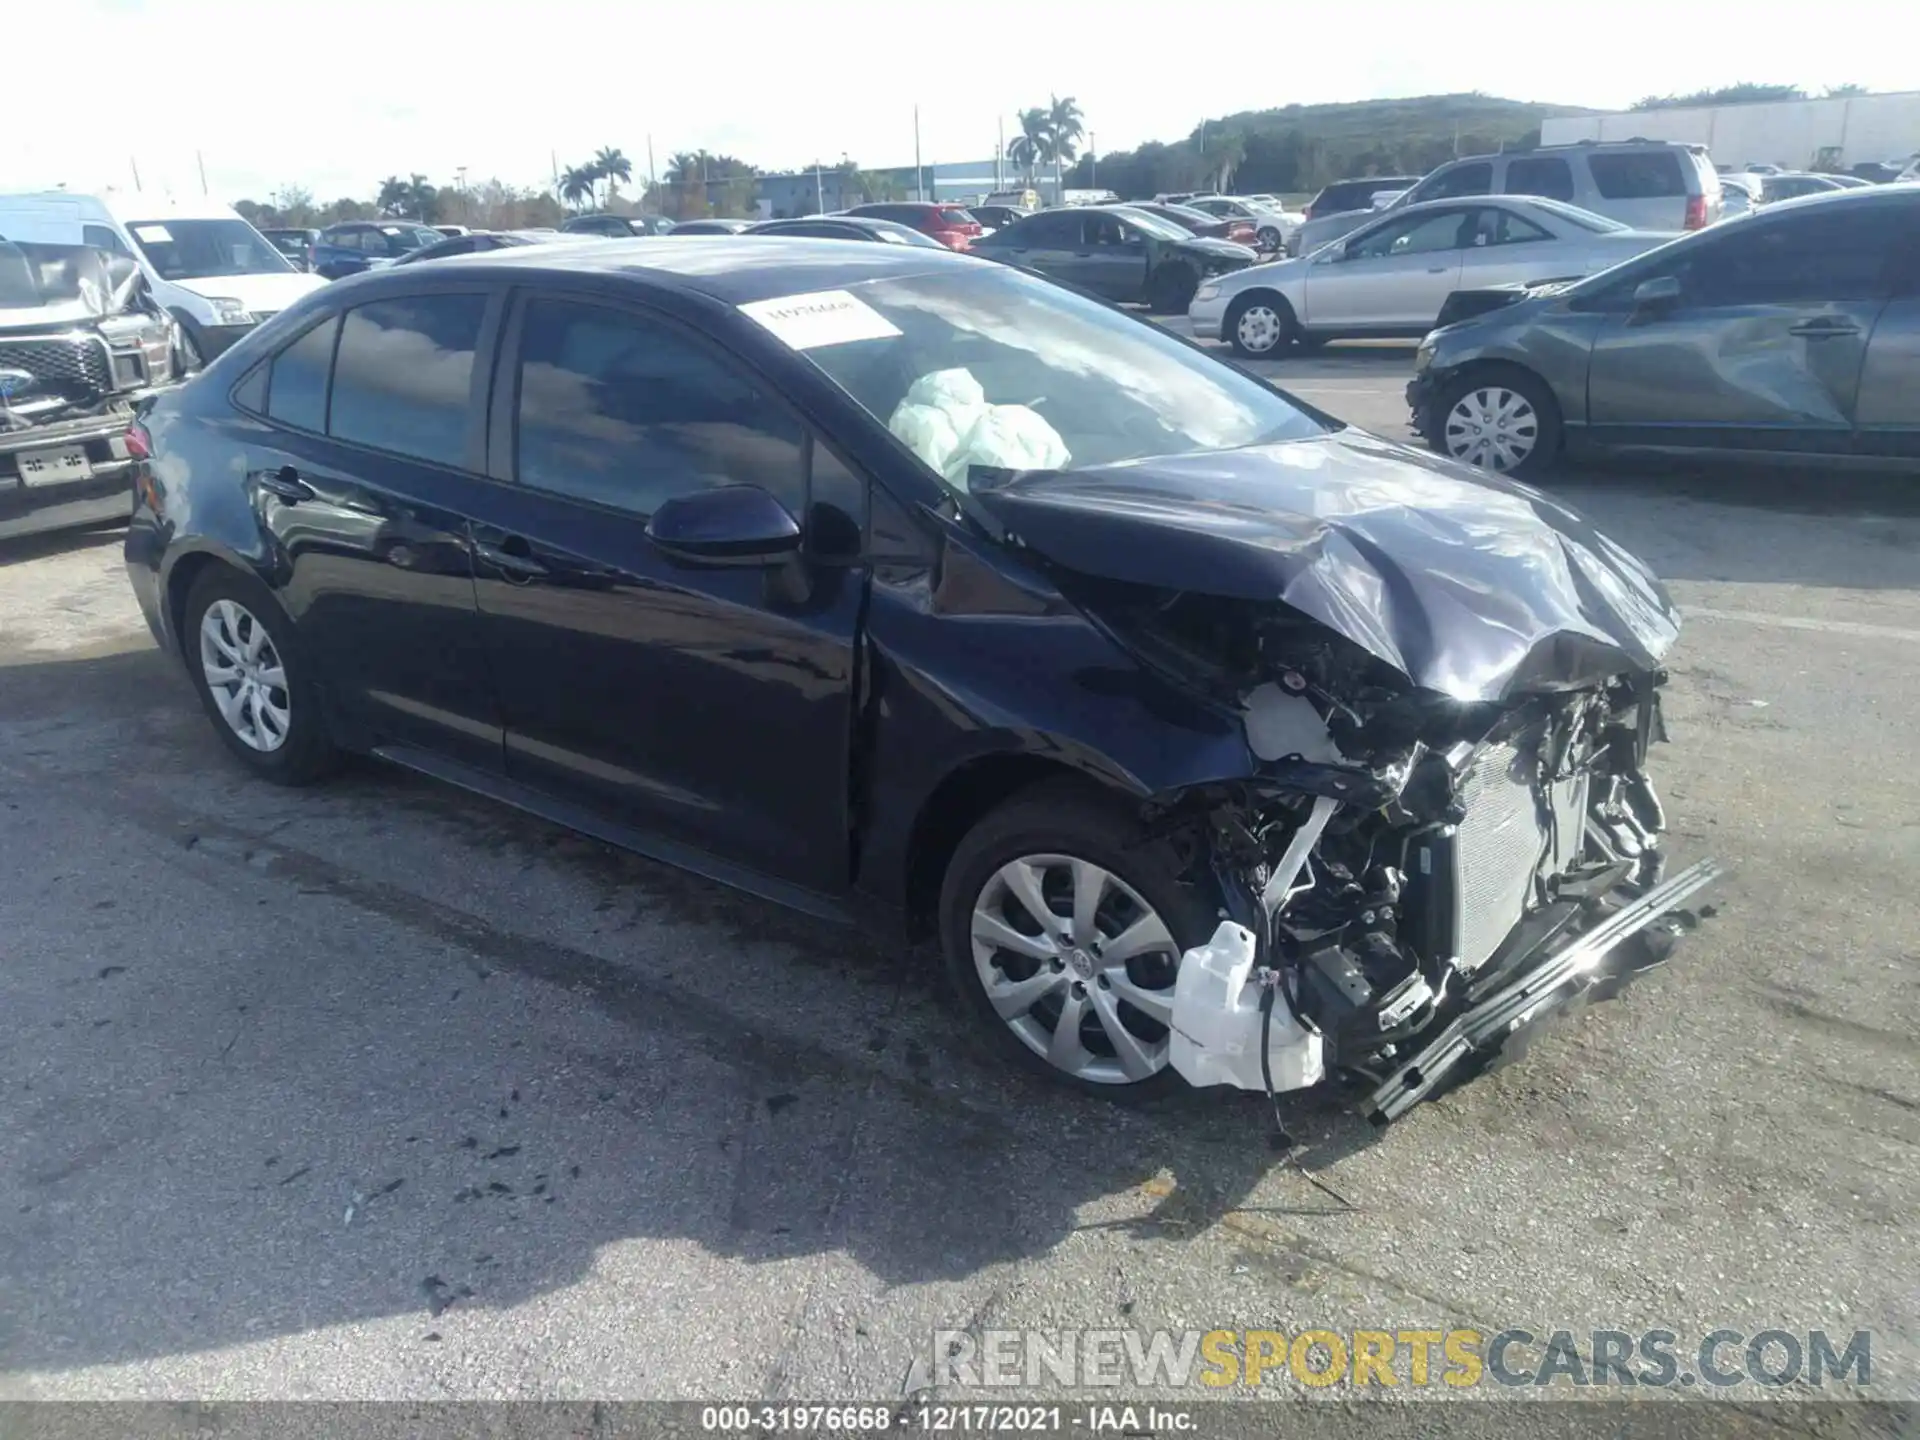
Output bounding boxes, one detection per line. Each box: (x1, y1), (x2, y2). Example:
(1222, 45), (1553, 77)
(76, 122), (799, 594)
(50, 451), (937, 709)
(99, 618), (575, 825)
(1540, 91), (1920, 172)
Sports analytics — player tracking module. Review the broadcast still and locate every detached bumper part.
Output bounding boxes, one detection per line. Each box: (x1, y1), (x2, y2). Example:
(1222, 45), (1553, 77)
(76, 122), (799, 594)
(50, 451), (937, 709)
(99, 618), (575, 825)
(1363, 857), (1722, 1125)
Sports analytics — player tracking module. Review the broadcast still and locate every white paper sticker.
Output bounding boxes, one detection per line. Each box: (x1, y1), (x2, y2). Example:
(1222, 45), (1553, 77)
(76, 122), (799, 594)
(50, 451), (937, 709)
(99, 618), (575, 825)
(132, 224), (172, 243)
(738, 289), (901, 351)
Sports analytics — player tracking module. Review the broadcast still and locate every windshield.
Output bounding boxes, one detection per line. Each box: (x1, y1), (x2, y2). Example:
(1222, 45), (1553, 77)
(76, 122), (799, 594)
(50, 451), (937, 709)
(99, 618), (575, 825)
(1110, 207), (1195, 241)
(126, 219), (294, 279)
(791, 267), (1326, 488)
(1520, 197), (1630, 233)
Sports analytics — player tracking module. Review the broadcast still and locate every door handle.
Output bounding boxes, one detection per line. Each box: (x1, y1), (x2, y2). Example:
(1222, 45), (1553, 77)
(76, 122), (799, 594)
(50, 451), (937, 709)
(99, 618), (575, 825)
(253, 466), (314, 503)
(1788, 319), (1859, 338)
(475, 539), (547, 579)
(1426, 266), (1448, 273)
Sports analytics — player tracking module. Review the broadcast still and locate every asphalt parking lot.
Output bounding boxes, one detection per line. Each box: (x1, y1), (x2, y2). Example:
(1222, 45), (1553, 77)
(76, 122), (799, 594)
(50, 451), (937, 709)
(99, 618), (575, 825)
(3, 338), (1919, 1408)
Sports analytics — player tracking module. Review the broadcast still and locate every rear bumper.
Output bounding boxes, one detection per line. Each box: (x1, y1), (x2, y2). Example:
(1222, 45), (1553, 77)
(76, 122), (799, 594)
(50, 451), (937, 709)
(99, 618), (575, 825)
(1363, 857), (1723, 1125)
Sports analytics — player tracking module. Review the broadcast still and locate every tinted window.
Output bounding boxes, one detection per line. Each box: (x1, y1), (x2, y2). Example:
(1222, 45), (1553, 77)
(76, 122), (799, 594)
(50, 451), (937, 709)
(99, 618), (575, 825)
(515, 298), (805, 519)
(1087, 214), (1135, 246)
(1504, 157), (1576, 202)
(1469, 207), (1553, 247)
(1350, 210), (1468, 258)
(265, 317), (337, 432)
(1686, 209), (1901, 305)
(1419, 163), (1493, 200)
(328, 295), (486, 467)
(1589, 152), (1686, 200)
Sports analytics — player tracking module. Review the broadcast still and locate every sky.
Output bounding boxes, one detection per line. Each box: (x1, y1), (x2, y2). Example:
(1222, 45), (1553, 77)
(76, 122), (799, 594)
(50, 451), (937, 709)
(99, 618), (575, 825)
(7, 0), (1914, 205)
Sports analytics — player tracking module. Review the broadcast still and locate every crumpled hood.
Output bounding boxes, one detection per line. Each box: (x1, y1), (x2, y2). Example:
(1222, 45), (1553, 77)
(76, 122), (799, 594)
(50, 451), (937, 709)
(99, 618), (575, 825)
(969, 429), (1679, 701)
(1177, 237), (1258, 263)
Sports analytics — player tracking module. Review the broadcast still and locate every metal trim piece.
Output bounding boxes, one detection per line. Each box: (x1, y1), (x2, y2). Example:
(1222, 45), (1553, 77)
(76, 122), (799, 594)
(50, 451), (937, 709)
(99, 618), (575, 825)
(1363, 856), (1723, 1124)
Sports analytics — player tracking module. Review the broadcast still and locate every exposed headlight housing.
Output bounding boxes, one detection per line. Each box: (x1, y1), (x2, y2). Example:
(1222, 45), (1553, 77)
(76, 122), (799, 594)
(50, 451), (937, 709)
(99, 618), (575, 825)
(206, 297), (255, 326)
(1414, 339), (1436, 374)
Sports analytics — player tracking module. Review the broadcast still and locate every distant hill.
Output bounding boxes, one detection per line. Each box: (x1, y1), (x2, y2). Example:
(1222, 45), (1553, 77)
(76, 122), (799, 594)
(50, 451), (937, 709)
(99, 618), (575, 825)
(1070, 93), (1602, 200)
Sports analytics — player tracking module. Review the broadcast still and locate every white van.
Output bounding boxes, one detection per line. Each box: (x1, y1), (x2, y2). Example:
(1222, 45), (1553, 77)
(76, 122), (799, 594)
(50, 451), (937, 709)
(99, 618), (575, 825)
(0, 192), (326, 367)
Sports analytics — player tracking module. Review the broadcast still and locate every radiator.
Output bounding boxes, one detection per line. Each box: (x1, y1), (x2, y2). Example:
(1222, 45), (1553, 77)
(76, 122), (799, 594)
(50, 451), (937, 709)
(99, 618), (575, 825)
(1448, 740), (1586, 974)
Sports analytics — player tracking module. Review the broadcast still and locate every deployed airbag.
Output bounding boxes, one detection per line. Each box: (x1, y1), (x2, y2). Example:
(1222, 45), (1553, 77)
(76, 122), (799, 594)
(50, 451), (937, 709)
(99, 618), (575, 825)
(888, 367), (1069, 491)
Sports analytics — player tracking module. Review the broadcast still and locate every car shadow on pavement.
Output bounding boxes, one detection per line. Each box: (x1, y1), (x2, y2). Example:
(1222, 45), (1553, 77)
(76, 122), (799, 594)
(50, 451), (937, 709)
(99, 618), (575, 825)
(0, 646), (1389, 1382)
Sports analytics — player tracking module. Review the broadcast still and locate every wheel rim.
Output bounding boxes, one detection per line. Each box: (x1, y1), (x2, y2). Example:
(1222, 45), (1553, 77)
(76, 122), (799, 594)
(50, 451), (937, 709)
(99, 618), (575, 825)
(1235, 304), (1284, 354)
(1443, 385), (1539, 471)
(969, 854), (1182, 1085)
(198, 599), (292, 752)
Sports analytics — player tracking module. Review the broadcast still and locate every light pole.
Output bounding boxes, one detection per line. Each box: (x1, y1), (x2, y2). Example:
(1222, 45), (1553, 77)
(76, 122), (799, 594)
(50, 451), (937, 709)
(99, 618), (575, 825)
(455, 166), (468, 224)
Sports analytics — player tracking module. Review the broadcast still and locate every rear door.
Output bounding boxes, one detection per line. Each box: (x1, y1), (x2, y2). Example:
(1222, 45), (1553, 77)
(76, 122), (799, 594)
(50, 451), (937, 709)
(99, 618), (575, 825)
(1585, 204), (1900, 453)
(241, 288), (505, 771)
(980, 211), (1081, 284)
(460, 289), (866, 892)
(1302, 206), (1472, 328)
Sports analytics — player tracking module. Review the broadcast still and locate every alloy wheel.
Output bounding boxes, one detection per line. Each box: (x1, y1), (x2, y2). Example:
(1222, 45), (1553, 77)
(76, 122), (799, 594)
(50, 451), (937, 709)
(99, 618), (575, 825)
(1235, 304), (1285, 355)
(1443, 385), (1539, 472)
(969, 854), (1182, 1085)
(198, 599), (291, 752)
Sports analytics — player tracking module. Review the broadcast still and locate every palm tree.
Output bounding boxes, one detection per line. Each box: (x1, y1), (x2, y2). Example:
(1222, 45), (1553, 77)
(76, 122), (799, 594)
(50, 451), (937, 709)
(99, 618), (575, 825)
(1011, 108), (1049, 187)
(1207, 131), (1246, 193)
(594, 146), (631, 205)
(559, 165), (596, 211)
(1045, 94), (1085, 200)
(376, 175), (410, 216)
(407, 173), (437, 222)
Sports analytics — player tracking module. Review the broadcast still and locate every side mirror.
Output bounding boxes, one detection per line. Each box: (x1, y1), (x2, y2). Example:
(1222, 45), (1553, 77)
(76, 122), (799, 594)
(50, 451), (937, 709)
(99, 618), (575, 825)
(1632, 275), (1682, 314)
(645, 484), (803, 566)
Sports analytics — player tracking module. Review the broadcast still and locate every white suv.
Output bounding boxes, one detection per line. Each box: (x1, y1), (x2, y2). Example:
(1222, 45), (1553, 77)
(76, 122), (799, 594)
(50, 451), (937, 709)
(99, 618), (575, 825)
(1391, 142), (1724, 233)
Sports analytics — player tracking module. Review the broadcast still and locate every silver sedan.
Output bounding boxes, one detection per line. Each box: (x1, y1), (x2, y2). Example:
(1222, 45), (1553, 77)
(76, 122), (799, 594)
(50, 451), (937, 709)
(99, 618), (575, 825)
(1189, 195), (1677, 358)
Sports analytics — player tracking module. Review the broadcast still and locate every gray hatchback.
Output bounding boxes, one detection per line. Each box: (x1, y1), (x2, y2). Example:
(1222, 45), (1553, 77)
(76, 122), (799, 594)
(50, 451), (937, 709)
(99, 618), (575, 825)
(1407, 186), (1920, 477)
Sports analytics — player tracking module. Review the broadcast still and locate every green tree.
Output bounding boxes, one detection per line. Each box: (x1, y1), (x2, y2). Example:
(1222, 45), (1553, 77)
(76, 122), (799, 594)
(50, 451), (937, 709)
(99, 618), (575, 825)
(407, 174), (439, 223)
(1632, 82), (1804, 110)
(594, 146), (632, 205)
(559, 165), (597, 210)
(1009, 108), (1048, 185)
(376, 175), (410, 216)
(1044, 94), (1085, 199)
(1824, 83), (1868, 97)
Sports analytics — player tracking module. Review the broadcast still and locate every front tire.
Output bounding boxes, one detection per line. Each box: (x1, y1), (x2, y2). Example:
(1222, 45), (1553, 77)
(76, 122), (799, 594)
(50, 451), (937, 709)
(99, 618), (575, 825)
(938, 778), (1217, 1099)
(1225, 291), (1296, 358)
(1430, 366), (1563, 478)
(183, 567), (337, 785)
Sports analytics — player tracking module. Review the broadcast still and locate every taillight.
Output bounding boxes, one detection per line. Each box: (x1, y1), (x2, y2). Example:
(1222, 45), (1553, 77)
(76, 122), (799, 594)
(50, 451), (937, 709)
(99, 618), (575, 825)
(125, 421), (152, 460)
(1303, 204), (1316, 220)
(1684, 194), (1708, 229)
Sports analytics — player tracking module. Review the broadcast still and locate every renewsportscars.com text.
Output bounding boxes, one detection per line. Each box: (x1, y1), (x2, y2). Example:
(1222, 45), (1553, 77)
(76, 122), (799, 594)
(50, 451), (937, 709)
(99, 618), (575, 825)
(930, 1327), (1874, 1390)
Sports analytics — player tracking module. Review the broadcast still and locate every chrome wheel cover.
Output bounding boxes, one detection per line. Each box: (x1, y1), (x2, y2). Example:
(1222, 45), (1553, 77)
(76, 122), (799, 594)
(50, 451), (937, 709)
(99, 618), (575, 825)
(1235, 304), (1285, 354)
(199, 599), (291, 752)
(1443, 385), (1540, 472)
(969, 854), (1181, 1085)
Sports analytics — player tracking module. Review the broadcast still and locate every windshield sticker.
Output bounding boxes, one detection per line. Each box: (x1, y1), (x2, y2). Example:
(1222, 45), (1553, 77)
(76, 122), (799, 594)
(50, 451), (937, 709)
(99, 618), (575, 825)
(738, 289), (901, 350)
(132, 225), (172, 243)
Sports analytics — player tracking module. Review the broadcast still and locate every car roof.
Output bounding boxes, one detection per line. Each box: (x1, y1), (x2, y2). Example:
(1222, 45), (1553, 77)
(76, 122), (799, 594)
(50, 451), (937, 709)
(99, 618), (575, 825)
(1747, 181), (1920, 217)
(410, 234), (973, 305)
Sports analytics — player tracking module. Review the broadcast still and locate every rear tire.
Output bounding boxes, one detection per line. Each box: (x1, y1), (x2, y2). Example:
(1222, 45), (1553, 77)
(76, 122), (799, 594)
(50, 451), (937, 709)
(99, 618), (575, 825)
(1256, 226), (1282, 252)
(1225, 291), (1296, 358)
(182, 566), (337, 785)
(938, 778), (1218, 1100)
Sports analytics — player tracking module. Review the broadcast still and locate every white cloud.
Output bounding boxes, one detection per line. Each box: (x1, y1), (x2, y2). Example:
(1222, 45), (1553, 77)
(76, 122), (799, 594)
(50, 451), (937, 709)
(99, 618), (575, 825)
(4, 0), (1910, 204)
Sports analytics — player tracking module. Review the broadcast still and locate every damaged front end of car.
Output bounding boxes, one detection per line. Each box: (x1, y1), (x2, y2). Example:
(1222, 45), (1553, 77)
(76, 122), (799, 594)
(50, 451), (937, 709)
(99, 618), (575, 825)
(968, 432), (1722, 1125)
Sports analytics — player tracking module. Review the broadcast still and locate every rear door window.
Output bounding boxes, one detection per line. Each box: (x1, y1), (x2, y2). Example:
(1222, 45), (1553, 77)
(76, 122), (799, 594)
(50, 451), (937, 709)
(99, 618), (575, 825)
(1503, 157), (1576, 202)
(1469, 207), (1554, 247)
(264, 317), (338, 432)
(1589, 152), (1686, 200)
(1007, 211), (1079, 247)
(327, 294), (488, 467)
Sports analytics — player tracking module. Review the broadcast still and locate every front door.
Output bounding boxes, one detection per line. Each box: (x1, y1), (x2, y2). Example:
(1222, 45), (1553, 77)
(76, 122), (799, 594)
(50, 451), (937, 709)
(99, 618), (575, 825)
(1079, 213), (1151, 301)
(249, 291), (505, 773)
(464, 292), (864, 894)
(1585, 204), (1900, 453)
(1302, 207), (1471, 329)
